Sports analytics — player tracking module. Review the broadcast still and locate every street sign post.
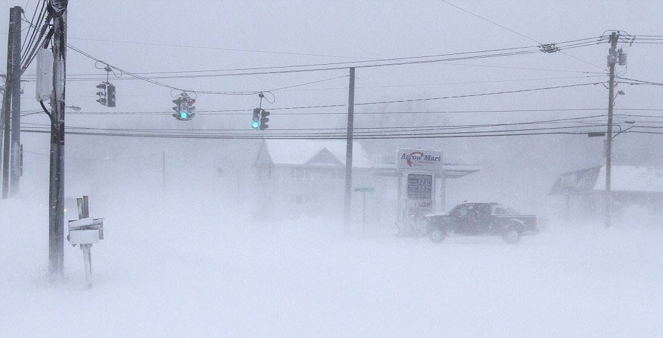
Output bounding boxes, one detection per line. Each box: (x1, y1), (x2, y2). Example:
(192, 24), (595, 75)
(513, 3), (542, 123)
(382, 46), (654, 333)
(67, 196), (104, 288)
(354, 187), (374, 236)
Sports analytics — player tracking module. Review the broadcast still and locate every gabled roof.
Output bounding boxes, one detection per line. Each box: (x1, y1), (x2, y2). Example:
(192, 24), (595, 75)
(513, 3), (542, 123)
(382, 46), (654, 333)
(550, 166), (663, 195)
(255, 140), (373, 168)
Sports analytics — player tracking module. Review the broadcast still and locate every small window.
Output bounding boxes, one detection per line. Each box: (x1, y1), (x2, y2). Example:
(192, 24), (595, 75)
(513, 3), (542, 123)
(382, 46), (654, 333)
(291, 168), (309, 180)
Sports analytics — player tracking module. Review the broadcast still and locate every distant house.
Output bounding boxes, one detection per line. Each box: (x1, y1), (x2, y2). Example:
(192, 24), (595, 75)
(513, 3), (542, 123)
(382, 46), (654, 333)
(253, 139), (374, 221)
(253, 139), (479, 223)
(550, 166), (663, 226)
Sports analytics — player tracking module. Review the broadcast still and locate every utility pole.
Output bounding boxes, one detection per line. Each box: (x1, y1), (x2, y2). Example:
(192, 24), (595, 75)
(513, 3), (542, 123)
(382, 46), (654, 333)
(9, 6), (22, 197)
(604, 31), (619, 228)
(0, 81), (5, 174)
(344, 67), (355, 233)
(2, 7), (20, 199)
(48, 3), (68, 275)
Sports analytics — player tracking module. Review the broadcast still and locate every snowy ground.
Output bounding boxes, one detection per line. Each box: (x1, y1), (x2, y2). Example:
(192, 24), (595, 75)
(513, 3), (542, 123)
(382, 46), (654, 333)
(2, 198), (662, 338)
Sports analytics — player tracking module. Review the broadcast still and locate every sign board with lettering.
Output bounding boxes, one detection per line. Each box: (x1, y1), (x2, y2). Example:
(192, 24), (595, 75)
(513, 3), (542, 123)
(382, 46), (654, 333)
(407, 173), (433, 211)
(396, 149), (443, 171)
(407, 174), (433, 199)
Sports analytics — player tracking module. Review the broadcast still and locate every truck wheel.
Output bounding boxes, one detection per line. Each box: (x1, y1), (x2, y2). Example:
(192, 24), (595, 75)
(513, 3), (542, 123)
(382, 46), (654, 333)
(429, 228), (447, 243)
(502, 229), (521, 244)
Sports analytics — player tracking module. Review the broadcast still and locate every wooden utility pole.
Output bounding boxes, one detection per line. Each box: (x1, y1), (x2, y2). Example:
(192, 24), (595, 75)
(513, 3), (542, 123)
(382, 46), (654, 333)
(48, 3), (68, 275)
(2, 7), (20, 199)
(9, 6), (22, 197)
(344, 67), (355, 233)
(604, 32), (619, 228)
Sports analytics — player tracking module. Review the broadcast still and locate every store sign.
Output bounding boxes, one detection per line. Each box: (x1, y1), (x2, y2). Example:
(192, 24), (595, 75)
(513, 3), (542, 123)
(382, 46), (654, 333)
(407, 173), (433, 211)
(407, 174), (433, 199)
(396, 149), (443, 171)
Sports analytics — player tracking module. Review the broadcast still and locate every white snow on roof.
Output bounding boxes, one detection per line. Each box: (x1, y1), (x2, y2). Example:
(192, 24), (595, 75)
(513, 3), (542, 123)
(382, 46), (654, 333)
(594, 166), (663, 192)
(262, 140), (373, 168)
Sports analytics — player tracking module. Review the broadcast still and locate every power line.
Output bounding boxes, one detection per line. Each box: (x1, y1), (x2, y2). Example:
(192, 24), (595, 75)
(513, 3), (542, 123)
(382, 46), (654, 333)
(56, 107), (620, 117)
(21, 128), (610, 140)
(438, 0), (606, 71)
(19, 0), (45, 61)
(22, 114), (609, 133)
(68, 43), (540, 75)
(49, 81), (602, 116)
(68, 36), (372, 60)
(65, 37), (604, 94)
(617, 76), (663, 87)
(59, 60), (606, 82)
(351, 82), (601, 107)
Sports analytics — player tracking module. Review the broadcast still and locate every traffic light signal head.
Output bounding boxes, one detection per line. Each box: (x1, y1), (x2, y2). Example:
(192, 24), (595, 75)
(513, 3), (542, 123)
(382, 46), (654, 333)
(172, 97), (182, 119)
(260, 110), (270, 130)
(106, 83), (116, 107)
(172, 95), (195, 121)
(252, 108), (260, 129)
(95, 82), (107, 106)
(185, 98), (195, 119)
(180, 101), (190, 120)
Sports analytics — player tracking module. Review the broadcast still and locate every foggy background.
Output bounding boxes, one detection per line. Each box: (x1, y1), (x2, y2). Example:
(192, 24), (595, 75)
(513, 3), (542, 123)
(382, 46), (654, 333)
(1, 1), (662, 337)
(2, 0), (661, 218)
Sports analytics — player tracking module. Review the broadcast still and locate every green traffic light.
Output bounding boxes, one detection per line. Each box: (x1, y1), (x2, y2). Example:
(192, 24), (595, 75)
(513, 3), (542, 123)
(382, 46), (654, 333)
(252, 121), (260, 129)
(180, 111), (188, 119)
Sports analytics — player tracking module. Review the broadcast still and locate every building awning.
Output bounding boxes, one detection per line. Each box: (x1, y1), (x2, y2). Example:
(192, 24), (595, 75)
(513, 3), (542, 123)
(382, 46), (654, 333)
(550, 166), (663, 195)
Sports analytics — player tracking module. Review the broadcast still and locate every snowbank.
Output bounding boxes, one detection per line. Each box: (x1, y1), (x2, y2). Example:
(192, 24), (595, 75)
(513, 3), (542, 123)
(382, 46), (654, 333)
(1, 198), (662, 338)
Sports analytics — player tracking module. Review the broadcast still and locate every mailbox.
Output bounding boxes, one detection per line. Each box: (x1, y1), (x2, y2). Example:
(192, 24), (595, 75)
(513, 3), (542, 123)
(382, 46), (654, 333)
(68, 196), (104, 288)
(67, 217), (104, 245)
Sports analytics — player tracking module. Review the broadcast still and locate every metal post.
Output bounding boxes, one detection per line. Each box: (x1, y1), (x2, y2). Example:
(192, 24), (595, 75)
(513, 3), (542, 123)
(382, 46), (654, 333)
(362, 191), (366, 237)
(2, 7), (18, 199)
(344, 67), (355, 233)
(439, 171), (447, 213)
(9, 6), (22, 197)
(0, 82), (4, 173)
(48, 7), (67, 275)
(396, 174), (402, 224)
(605, 32), (618, 228)
(162, 151), (166, 189)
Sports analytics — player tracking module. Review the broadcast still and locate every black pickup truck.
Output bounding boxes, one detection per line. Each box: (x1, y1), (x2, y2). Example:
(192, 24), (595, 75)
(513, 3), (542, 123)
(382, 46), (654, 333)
(425, 202), (538, 244)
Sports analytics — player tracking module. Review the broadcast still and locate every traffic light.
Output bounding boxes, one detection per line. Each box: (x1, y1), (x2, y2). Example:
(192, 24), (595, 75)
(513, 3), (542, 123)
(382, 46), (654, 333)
(260, 110), (270, 130)
(186, 98), (196, 119)
(95, 83), (107, 106)
(180, 108), (189, 120)
(172, 97), (182, 119)
(106, 83), (116, 107)
(172, 95), (195, 121)
(252, 108), (260, 129)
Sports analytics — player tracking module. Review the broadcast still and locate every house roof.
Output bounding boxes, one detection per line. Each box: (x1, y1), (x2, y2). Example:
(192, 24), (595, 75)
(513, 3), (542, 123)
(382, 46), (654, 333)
(255, 140), (480, 179)
(256, 140), (373, 168)
(550, 166), (663, 195)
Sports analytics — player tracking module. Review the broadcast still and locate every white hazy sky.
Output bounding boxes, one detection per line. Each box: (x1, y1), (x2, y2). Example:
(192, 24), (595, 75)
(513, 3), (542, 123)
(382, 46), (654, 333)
(1, 0), (662, 212)
(1, 0), (660, 118)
